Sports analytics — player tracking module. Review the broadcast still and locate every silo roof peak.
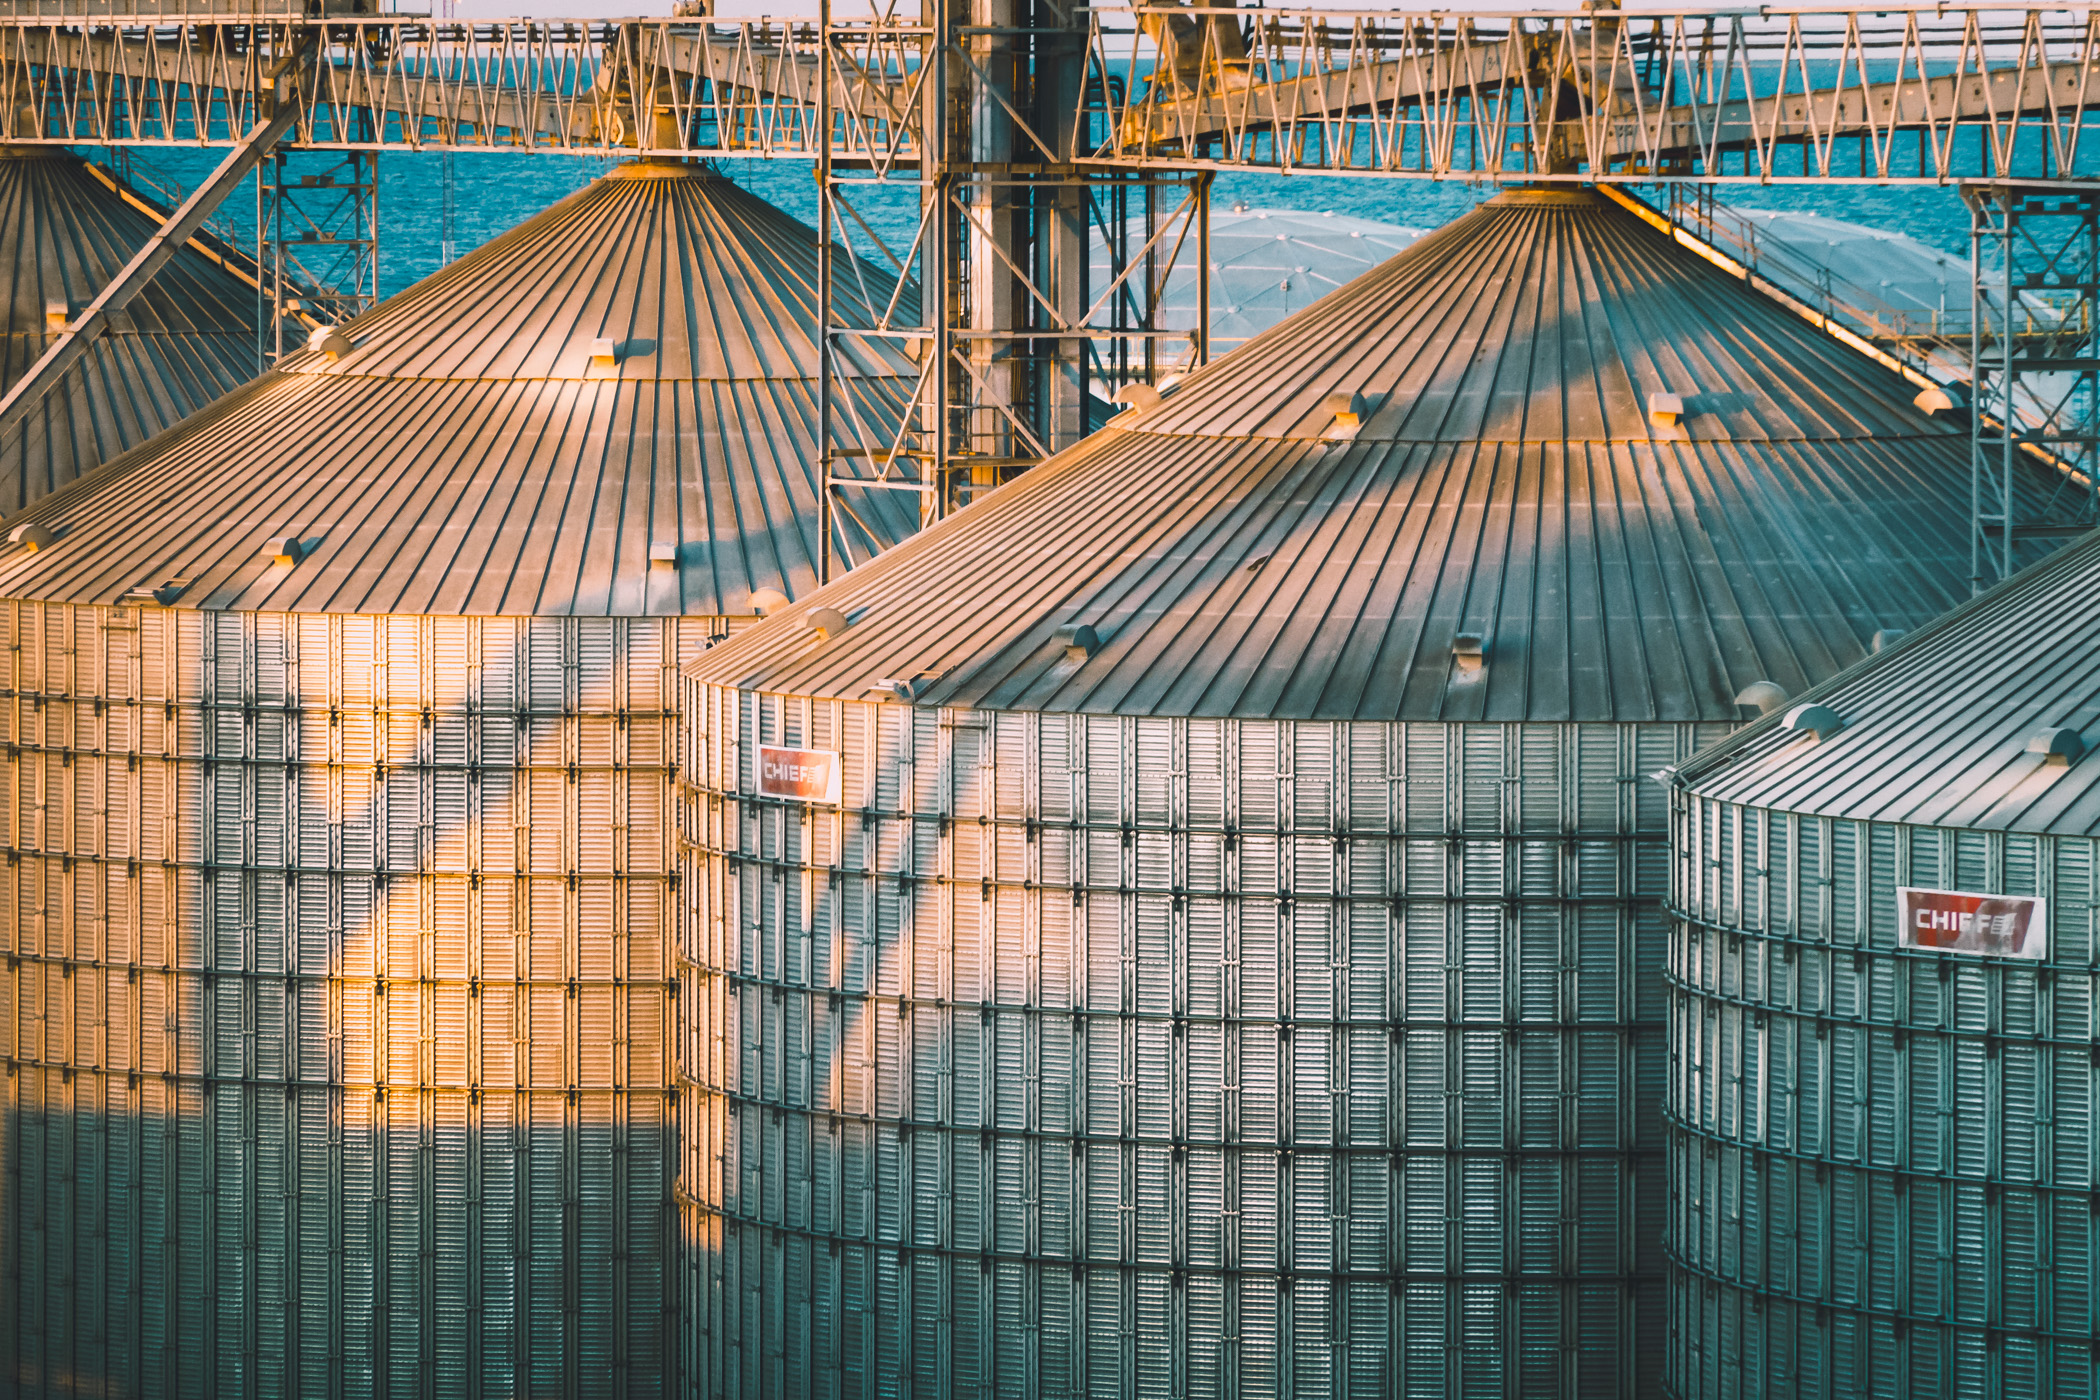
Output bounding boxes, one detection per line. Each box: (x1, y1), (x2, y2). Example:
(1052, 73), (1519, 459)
(687, 193), (2065, 724)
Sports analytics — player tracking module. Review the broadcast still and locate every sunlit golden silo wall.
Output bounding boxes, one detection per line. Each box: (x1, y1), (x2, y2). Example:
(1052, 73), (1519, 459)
(1, 605), (711, 1396)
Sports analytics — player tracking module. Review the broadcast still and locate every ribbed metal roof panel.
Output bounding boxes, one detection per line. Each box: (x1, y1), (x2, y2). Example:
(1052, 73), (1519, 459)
(0, 147), (263, 511)
(288, 160), (915, 384)
(1135, 189), (1941, 445)
(688, 190), (2058, 722)
(0, 161), (920, 616)
(1676, 525), (2100, 836)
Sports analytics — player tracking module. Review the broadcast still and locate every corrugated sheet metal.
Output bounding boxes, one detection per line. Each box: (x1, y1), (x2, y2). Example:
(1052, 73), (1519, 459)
(0, 602), (709, 1397)
(0, 160), (921, 617)
(1671, 526), (2100, 836)
(678, 679), (1733, 1398)
(0, 160), (913, 1398)
(1666, 792), (2099, 1399)
(0, 147), (265, 513)
(687, 189), (2059, 724)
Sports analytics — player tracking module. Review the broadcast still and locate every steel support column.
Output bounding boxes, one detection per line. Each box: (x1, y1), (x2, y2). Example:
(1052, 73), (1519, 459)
(1966, 182), (2100, 592)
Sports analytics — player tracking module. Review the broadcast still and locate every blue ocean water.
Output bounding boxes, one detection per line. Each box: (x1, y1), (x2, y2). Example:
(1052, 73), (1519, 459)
(112, 145), (1983, 305)
(395, 154), (1985, 297)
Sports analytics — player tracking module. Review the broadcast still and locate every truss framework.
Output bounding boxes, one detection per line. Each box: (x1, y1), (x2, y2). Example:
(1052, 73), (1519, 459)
(813, 0), (1205, 576)
(1968, 182), (2100, 591)
(262, 143), (377, 350)
(0, 8), (2097, 183)
(9, 6), (2100, 546)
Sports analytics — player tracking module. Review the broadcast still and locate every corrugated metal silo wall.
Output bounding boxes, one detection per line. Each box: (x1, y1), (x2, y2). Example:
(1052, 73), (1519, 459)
(0, 600), (716, 1398)
(1666, 791), (2100, 1400)
(677, 680), (1734, 1399)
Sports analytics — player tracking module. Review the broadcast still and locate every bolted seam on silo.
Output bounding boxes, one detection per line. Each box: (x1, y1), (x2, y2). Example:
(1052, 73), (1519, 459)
(676, 678), (1735, 1397)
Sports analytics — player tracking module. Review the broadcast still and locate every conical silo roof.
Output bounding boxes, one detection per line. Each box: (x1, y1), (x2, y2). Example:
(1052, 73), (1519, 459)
(0, 159), (921, 616)
(689, 187), (2064, 722)
(0, 146), (265, 511)
(1674, 524), (2100, 835)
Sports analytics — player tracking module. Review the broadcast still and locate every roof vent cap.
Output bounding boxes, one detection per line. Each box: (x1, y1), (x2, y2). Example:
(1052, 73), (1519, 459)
(1912, 384), (1955, 415)
(306, 325), (350, 361)
(1056, 622), (1100, 661)
(1323, 390), (1367, 441)
(1871, 628), (1906, 653)
(43, 301), (67, 332)
(1782, 702), (1845, 740)
(265, 535), (307, 566)
(1452, 632), (1486, 678)
(120, 578), (189, 607)
(1734, 680), (1790, 715)
(2028, 727), (2086, 766)
(1113, 383), (1161, 412)
(591, 337), (620, 366)
(804, 606), (849, 642)
(749, 588), (789, 616)
(649, 541), (678, 570)
(864, 669), (942, 703)
(10, 521), (57, 551)
(1649, 392), (1685, 428)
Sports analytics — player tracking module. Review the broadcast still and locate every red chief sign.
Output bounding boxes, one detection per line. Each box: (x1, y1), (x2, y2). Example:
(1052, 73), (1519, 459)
(757, 745), (840, 804)
(1899, 886), (2047, 960)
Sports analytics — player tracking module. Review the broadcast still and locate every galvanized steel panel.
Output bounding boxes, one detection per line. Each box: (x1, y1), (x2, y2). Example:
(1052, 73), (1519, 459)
(1673, 526), (2100, 837)
(0, 601), (713, 1398)
(0, 162), (921, 618)
(0, 148), (266, 512)
(1665, 791), (2100, 1399)
(687, 191), (2060, 725)
(679, 681), (1734, 1398)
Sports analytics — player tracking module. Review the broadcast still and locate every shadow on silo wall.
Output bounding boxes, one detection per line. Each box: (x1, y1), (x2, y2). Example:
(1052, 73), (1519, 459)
(0, 606), (704, 1400)
(675, 689), (1720, 1398)
(2, 1068), (676, 1399)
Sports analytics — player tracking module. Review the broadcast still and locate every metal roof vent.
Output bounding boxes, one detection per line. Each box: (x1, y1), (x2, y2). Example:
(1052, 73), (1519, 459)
(1781, 702), (1845, 740)
(649, 541), (678, 570)
(265, 535), (308, 566)
(1056, 622), (1100, 661)
(1452, 632), (1486, 678)
(591, 337), (620, 366)
(10, 521), (57, 551)
(749, 588), (789, 616)
(1734, 680), (1790, 715)
(864, 669), (942, 703)
(1871, 628), (1906, 653)
(2027, 727), (2086, 766)
(804, 606), (849, 642)
(1323, 390), (1366, 441)
(1113, 384), (1161, 412)
(306, 325), (350, 361)
(120, 578), (189, 606)
(1912, 384), (1955, 415)
(43, 301), (67, 332)
(1649, 392), (1685, 428)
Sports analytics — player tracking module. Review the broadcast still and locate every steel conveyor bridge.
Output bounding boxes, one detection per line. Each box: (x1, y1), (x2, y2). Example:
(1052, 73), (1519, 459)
(5, 3), (2099, 586)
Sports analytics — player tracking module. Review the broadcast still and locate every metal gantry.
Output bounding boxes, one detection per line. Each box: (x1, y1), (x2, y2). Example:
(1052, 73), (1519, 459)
(813, 0), (1210, 562)
(261, 143), (378, 346)
(1967, 180), (2100, 590)
(7, 5), (2100, 560)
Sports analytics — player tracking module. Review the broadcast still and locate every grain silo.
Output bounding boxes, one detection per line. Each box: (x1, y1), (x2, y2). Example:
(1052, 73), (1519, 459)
(673, 187), (2067, 1400)
(0, 145), (269, 510)
(1664, 526), (2100, 1399)
(0, 159), (918, 1398)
